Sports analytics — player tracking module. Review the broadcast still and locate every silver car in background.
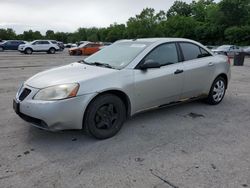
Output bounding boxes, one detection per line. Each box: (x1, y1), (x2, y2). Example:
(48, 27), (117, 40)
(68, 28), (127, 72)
(13, 38), (231, 139)
(212, 45), (242, 56)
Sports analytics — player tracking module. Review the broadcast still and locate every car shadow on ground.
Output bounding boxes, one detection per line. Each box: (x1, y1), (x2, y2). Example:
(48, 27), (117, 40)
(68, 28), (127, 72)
(24, 100), (210, 146)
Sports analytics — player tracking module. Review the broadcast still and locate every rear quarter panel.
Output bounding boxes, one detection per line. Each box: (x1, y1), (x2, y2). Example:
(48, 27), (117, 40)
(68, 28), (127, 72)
(208, 55), (230, 91)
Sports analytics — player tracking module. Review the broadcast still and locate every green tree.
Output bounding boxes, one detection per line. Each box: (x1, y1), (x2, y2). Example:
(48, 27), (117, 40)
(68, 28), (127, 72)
(167, 1), (192, 17)
(218, 0), (250, 26)
(161, 16), (198, 39)
(0, 28), (16, 40)
(191, 0), (215, 22)
(225, 26), (250, 45)
(105, 23), (126, 42)
(127, 8), (165, 38)
(45, 30), (55, 39)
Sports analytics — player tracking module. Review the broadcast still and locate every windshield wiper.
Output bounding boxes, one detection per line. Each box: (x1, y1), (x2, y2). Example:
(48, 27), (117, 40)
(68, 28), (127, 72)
(87, 61), (115, 69)
(77, 60), (87, 64)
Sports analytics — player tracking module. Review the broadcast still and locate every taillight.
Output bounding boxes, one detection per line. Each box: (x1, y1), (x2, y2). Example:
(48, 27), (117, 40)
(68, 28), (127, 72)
(227, 56), (231, 64)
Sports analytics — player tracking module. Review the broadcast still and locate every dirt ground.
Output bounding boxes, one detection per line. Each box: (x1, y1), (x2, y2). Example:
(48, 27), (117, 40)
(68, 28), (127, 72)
(0, 51), (249, 188)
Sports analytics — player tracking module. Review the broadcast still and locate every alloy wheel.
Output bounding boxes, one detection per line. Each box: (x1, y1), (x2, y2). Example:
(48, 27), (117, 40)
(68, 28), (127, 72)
(212, 80), (225, 102)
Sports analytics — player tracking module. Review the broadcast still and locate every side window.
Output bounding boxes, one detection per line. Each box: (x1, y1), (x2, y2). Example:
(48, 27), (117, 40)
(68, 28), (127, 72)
(180, 43), (201, 61)
(33, 41), (41, 45)
(85, 44), (91, 48)
(199, 47), (212, 58)
(41, 41), (50, 44)
(144, 43), (179, 66)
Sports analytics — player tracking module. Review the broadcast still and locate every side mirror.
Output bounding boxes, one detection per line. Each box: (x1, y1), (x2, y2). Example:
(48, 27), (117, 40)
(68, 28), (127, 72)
(139, 59), (161, 70)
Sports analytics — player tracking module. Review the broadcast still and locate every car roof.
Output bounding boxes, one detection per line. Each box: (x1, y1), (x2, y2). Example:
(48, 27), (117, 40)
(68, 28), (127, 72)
(115, 38), (209, 51)
(117, 38), (199, 43)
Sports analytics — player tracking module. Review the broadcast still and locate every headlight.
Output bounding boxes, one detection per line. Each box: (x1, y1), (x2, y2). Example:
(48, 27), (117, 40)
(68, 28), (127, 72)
(34, 83), (79, 101)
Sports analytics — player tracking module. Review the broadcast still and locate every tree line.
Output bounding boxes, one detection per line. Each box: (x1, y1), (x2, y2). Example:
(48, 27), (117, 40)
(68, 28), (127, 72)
(1, 0), (250, 45)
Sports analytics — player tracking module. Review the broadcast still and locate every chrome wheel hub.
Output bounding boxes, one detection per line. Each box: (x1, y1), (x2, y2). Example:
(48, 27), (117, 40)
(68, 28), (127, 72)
(213, 80), (225, 102)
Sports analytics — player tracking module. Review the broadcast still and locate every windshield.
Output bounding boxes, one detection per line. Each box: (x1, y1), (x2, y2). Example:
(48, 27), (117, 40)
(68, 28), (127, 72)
(79, 43), (89, 48)
(31, 41), (37, 45)
(217, 45), (231, 50)
(84, 41), (151, 69)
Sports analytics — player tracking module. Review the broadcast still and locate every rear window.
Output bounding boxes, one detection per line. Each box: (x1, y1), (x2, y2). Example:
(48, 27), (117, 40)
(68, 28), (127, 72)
(180, 43), (201, 61)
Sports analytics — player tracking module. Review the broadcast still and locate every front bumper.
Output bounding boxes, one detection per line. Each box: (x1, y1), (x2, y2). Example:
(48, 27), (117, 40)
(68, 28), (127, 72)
(14, 85), (95, 131)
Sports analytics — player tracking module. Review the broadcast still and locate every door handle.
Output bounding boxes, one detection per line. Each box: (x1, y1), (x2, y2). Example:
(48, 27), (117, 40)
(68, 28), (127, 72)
(208, 62), (214, 66)
(174, 69), (184, 74)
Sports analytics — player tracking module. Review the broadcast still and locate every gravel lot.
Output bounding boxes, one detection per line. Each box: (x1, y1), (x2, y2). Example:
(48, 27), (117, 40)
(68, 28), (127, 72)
(0, 51), (249, 188)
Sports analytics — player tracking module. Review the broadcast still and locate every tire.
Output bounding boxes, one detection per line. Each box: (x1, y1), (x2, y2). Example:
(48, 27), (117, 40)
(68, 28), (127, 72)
(48, 48), (56, 54)
(206, 76), (226, 105)
(25, 48), (33, 54)
(84, 94), (126, 139)
(0, 47), (4, 52)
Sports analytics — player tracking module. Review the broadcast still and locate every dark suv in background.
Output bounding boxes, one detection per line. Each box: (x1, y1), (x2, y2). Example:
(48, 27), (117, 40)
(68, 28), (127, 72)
(0, 40), (26, 51)
(51, 40), (64, 51)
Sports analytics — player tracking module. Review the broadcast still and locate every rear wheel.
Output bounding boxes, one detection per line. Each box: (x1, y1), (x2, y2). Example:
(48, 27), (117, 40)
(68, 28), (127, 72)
(84, 94), (126, 139)
(48, 48), (56, 54)
(25, 48), (32, 54)
(206, 76), (226, 105)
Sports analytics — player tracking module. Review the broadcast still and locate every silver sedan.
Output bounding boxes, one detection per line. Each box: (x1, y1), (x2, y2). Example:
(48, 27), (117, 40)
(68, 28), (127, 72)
(13, 38), (231, 139)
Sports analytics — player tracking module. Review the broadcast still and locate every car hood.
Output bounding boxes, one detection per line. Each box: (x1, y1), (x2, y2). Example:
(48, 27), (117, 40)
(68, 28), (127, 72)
(69, 47), (79, 51)
(25, 62), (116, 89)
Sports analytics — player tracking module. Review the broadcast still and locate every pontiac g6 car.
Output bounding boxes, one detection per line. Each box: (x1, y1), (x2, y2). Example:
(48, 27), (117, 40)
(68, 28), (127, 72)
(13, 38), (231, 139)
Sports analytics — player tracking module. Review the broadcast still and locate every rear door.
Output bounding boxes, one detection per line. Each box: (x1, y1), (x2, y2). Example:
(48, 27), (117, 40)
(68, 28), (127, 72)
(40, 41), (50, 50)
(134, 43), (184, 112)
(178, 42), (215, 99)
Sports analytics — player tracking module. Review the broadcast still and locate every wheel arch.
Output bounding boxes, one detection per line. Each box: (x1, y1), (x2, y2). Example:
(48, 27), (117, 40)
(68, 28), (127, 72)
(216, 73), (228, 89)
(82, 89), (132, 129)
(25, 47), (33, 51)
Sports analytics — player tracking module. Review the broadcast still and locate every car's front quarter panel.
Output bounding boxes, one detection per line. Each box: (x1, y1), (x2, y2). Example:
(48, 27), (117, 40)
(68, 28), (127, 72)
(15, 84), (95, 130)
(77, 69), (136, 114)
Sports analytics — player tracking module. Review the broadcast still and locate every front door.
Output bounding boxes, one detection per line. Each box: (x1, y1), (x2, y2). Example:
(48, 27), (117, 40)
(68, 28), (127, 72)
(134, 43), (184, 112)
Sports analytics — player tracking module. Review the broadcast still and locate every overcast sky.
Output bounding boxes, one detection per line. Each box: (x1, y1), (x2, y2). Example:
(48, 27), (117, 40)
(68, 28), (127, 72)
(1, 0), (197, 34)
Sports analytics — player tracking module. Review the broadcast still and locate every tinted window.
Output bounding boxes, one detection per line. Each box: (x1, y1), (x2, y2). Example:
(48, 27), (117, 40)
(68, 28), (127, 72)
(199, 47), (212, 58)
(33, 41), (42, 45)
(180, 43), (201, 61)
(144, 43), (178, 66)
(51, 41), (57, 44)
(41, 41), (50, 44)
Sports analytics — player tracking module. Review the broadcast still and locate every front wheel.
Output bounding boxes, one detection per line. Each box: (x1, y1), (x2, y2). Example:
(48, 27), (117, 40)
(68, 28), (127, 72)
(0, 47), (4, 52)
(24, 48), (33, 54)
(83, 94), (126, 139)
(206, 77), (226, 105)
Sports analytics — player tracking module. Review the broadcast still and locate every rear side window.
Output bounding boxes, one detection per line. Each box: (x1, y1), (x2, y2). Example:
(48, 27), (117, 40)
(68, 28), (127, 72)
(144, 43), (179, 66)
(41, 41), (50, 44)
(180, 42), (201, 61)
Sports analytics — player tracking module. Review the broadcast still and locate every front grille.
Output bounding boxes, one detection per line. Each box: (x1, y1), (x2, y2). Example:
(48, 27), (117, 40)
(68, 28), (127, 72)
(19, 88), (31, 101)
